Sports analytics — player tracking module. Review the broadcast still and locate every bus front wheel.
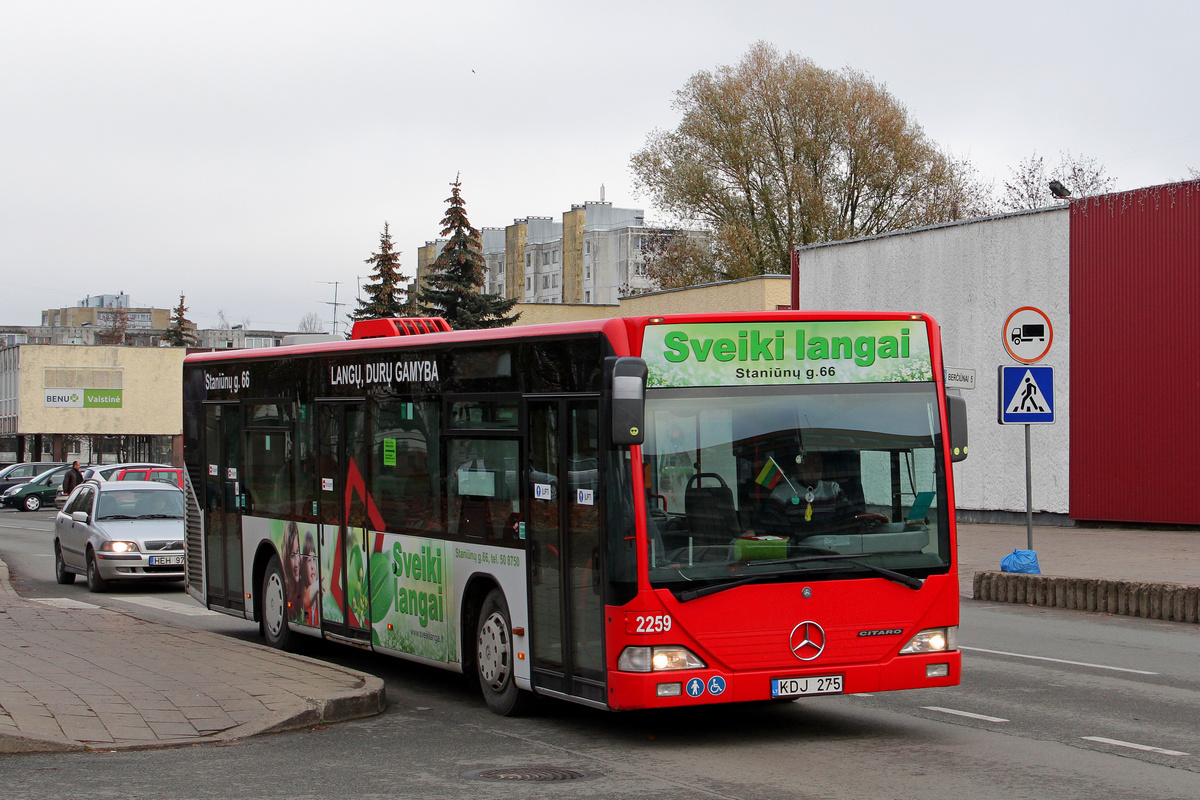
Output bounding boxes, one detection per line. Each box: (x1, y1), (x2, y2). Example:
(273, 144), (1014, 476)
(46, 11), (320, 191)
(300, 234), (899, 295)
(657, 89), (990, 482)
(475, 588), (531, 716)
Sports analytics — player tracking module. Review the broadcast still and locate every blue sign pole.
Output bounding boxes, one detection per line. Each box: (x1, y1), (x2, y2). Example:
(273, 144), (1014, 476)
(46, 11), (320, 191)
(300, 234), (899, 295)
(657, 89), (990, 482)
(998, 366), (1055, 550)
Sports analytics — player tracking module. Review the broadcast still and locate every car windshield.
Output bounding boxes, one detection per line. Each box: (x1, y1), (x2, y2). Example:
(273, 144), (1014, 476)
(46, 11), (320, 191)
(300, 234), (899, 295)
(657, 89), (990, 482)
(96, 490), (184, 520)
(640, 383), (950, 591)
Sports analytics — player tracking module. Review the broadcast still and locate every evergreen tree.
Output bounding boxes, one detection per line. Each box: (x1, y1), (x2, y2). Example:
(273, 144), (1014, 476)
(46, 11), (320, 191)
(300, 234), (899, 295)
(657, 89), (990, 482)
(163, 293), (197, 347)
(349, 222), (411, 323)
(417, 176), (519, 329)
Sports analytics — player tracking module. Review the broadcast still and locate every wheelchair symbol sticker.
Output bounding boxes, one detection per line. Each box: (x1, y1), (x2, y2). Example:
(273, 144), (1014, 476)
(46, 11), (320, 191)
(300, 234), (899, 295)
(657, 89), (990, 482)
(686, 678), (705, 698)
(707, 676), (727, 696)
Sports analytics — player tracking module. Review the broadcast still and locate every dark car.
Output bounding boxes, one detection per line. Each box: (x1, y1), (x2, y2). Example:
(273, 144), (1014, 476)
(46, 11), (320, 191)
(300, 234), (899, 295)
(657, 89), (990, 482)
(0, 462), (66, 494)
(1, 465), (71, 511)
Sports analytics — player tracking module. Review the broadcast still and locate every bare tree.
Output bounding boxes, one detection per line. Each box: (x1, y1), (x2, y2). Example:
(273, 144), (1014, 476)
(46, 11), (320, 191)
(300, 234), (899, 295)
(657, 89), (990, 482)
(296, 311), (325, 333)
(95, 306), (129, 345)
(1001, 151), (1116, 210)
(631, 42), (990, 278)
(635, 227), (721, 290)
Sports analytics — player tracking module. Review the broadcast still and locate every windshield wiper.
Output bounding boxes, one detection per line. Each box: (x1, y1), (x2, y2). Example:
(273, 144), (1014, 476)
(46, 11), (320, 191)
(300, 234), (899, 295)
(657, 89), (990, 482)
(676, 574), (771, 603)
(100, 514), (137, 520)
(751, 553), (924, 590)
(674, 554), (923, 602)
(137, 514), (181, 519)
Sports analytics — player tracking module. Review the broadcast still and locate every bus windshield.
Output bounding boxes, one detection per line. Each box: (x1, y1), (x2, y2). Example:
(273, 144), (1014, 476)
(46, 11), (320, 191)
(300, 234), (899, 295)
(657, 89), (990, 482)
(641, 382), (950, 590)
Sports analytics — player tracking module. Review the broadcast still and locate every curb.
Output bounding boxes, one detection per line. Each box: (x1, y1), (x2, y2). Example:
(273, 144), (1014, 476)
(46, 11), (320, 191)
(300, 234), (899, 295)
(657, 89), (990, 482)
(973, 570), (1200, 623)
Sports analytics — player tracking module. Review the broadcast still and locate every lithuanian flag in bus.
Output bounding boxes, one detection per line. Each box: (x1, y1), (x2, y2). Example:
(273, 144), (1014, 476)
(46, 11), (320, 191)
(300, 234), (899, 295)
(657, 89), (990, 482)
(755, 457), (783, 489)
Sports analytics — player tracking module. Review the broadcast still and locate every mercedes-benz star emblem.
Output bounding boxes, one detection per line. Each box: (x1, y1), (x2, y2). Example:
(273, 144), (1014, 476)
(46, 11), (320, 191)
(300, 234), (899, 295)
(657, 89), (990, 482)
(789, 621), (826, 661)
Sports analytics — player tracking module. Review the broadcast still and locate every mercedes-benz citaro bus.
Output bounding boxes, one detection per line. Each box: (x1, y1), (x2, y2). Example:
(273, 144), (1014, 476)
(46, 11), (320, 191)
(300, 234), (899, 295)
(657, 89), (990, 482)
(182, 312), (968, 715)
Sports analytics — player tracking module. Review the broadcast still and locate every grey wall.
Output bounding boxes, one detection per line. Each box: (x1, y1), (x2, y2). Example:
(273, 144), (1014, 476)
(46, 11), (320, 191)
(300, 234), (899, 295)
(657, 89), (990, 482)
(796, 208), (1070, 515)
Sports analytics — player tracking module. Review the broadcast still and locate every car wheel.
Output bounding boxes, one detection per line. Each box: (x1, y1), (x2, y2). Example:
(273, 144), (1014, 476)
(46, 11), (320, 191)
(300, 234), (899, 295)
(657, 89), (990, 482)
(54, 541), (76, 585)
(475, 588), (532, 716)
(86, 551), (109, 593)
(261, 555), (294, 650)
(22, 494), (41, 512)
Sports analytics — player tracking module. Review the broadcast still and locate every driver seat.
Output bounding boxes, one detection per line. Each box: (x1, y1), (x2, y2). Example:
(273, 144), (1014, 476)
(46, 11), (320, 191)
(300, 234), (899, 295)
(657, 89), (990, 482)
(684, 472), (739, 547)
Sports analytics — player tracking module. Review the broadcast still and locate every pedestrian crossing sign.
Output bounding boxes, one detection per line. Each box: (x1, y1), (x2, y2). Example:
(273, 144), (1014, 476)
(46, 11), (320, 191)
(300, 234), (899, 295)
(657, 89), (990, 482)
(999, 365), (1054, 424)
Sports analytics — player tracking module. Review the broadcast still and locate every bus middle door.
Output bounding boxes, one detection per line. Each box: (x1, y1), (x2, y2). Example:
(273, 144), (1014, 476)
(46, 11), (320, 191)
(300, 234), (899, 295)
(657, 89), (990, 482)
(316, 400), (372, 643)
(202, 402), (244, 612)
(527, 397), (606, 706)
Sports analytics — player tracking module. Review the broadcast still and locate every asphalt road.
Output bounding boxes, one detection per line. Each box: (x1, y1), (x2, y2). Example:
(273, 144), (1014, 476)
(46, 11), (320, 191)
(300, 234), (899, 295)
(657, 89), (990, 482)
(2, 507), (1199, 799)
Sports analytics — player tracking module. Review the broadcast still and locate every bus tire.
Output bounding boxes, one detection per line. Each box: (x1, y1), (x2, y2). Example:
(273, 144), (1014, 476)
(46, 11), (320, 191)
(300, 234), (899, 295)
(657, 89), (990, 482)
(261, 555), (295, 651)
(475, 588), (531, 716)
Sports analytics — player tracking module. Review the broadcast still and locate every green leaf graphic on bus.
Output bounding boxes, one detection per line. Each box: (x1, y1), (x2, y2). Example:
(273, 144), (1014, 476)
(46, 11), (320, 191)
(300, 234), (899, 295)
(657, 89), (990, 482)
(368, 551), (395, 622)
(347, 546), (367, 624)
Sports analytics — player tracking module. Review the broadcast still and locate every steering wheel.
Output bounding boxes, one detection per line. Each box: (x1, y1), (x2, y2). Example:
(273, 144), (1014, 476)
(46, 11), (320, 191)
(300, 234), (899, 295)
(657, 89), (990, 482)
(855, 512), (890, 531)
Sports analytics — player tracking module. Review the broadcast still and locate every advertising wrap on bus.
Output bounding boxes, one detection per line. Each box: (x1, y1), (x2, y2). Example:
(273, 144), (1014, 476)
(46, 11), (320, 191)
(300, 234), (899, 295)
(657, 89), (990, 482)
(642, 320), (932, 387)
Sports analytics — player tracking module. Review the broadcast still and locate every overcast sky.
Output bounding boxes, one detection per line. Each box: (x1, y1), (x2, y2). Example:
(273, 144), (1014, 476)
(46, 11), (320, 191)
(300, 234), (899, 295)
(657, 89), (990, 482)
(3, 1), (1197, 331)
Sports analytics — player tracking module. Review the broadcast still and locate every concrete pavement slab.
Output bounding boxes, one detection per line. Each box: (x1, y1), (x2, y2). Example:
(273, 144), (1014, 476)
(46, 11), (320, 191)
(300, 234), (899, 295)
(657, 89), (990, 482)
(0, 557), (384, 755)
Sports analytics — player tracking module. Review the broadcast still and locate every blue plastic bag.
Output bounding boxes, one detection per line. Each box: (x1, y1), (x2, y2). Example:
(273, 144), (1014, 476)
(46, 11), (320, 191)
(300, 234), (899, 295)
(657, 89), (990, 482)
(1000, 548), (1041, 574)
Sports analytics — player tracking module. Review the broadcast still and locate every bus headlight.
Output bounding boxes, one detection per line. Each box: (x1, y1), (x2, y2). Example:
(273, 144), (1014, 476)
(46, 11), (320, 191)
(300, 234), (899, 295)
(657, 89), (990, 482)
(617, 646), (707, 672)
(899, 626), (958, 654)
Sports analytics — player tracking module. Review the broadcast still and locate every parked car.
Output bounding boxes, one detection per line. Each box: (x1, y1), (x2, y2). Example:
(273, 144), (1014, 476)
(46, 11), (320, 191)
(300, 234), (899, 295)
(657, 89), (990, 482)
(53, 480), (186, 592)
(81, 462), (174, 482)
(114, 466), (184, 488)
(1, 464), (71, 511)
(0, 462), (65, 494)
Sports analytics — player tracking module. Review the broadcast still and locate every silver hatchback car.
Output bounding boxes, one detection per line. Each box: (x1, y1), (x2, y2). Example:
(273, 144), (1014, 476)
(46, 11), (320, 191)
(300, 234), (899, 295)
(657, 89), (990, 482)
(53, 480), (186, 592)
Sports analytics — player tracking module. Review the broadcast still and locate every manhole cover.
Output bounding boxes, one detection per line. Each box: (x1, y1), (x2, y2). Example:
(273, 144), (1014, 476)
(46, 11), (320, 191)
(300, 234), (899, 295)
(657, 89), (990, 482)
(463, 767), (594, 782)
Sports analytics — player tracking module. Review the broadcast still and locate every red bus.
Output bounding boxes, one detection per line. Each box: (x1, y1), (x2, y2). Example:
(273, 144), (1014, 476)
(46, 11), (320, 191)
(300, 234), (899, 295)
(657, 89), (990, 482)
(182, 312), (967, 714)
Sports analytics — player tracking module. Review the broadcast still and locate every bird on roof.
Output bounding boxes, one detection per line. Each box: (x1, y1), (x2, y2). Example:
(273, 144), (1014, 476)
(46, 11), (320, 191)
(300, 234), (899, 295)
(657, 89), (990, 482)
(1049, 180), (1071, 199)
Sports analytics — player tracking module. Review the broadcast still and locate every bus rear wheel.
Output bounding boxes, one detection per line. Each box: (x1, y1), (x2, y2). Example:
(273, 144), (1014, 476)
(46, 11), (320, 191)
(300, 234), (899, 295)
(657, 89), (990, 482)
(475, 588), (531, 716)
(261, 555), (295, 651)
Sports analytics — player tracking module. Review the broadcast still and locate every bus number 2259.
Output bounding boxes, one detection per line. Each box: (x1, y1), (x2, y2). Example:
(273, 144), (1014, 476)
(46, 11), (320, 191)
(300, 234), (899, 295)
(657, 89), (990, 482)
(626, 613), (673, 634)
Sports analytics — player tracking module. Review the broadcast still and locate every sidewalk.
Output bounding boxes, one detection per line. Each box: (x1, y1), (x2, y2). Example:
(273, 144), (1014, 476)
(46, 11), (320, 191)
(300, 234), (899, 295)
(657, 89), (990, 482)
(958, 521), (1200, 622)
(0, 558), (385, 755)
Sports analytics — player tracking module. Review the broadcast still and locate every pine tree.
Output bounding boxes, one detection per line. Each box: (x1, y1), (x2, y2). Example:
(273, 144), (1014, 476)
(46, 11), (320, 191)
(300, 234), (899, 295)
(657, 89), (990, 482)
(163, 293), (197, 347)
(349, 222), (411, 324)
(417, 176), (519, 329)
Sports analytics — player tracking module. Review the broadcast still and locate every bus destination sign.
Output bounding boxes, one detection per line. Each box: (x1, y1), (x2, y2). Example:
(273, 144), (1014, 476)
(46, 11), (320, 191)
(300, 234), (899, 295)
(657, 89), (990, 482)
(642, 320), (932, 388)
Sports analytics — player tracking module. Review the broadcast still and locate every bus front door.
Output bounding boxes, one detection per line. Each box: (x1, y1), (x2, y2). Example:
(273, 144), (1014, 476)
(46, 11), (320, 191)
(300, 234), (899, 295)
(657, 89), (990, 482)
(203, 402), (244, 612)
(316, 401), (372, 643)
(527, 398), (606, 706)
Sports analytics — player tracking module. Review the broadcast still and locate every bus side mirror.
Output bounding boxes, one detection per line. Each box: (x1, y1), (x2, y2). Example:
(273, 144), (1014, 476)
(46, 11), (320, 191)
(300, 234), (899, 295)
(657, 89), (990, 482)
(607, 357), (647, 446)
(947, 393), (968, 462)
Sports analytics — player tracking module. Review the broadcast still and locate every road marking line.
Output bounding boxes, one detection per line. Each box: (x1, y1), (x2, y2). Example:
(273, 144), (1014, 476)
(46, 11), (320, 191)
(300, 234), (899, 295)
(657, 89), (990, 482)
(1082, 736), (1188, 756)
(111, 596), (220, 616)
(30, 598), (101, 610)
(961, 646), (1158, 675)
(923, 706), (1009, 723)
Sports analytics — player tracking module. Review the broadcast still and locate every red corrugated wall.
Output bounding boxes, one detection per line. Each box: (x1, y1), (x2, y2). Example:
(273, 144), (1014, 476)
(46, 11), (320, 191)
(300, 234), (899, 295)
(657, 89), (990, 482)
(1070, 181), (1200, 523)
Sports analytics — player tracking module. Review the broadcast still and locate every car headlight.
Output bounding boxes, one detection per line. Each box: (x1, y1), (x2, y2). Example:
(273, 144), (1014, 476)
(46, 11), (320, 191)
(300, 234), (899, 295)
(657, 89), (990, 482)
(899, 626), (958, 654)
(99, 541), (140, 553)
(2, 486), (18, 497)
(617, 646), (707, 672)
